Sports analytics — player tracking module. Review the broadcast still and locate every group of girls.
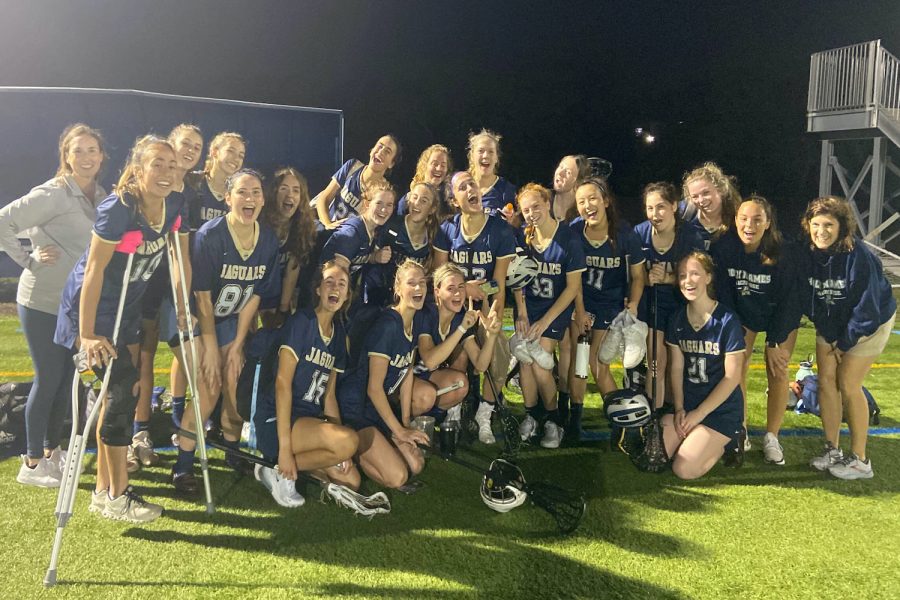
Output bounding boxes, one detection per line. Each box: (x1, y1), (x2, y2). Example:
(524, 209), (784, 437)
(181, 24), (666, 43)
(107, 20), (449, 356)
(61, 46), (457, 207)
(3, 124), (894, 525)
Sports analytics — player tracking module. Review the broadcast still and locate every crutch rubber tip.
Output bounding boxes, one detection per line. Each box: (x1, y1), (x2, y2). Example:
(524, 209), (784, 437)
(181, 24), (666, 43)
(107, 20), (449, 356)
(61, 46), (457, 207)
(43, 570), (57, 587)
(205, 504), (216, 515)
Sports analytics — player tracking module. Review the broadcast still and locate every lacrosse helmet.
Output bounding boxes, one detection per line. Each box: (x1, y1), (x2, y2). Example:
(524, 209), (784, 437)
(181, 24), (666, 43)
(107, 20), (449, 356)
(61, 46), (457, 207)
(481, 459), (527, 513)
(604, 388), (652, 428)
(505, 254), (539, 290)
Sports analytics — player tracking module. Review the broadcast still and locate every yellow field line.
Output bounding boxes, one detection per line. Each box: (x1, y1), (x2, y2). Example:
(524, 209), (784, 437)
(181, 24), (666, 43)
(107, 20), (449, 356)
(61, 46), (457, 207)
(1, 364), (899, 378)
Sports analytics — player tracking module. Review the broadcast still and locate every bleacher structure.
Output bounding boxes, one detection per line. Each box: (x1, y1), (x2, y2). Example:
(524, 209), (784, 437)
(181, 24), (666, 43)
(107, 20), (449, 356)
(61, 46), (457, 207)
(807, 39), (900, 284)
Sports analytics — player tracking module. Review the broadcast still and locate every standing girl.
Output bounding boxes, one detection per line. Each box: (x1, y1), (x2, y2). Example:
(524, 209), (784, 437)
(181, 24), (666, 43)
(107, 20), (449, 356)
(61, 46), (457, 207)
(467, 129), (517, 218)
(171, 169), (280, 493)
(662, 251), (746, 480)
(711, 196), (803, 464)
(551, 155), (590, 222)
(337, 260), (431, 489)
(567, 178), (645, 436)
(54, 134), (189, 521)
(0, 124), (107, 487)
(314, 135), (401, 229)
(189, 132), (246, 229)
(801, 196), (896, 479)
(682, 162), (741, 251)
(634, 182), (705, 407)
(397, 144), (453, 219)
(512, 183), (586, 449)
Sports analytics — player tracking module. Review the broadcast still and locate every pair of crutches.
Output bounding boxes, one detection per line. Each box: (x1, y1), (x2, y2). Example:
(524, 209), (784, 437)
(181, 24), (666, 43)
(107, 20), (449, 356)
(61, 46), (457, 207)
(45, 222), (211, 587)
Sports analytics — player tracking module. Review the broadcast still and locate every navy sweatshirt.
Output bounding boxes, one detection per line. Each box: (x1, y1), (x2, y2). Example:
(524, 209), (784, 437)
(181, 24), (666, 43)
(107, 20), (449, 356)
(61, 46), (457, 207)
(801, 240), (896, 351)
(711, 230), (803, 344)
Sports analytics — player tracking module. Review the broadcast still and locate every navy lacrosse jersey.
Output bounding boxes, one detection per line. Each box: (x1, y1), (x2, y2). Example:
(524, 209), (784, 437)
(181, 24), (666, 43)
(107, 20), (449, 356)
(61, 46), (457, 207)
(634, 221), (705, 323)
(55, 191), (187, 349)
(481, 176), (517, 215)
(571, 219), (645, 312)
(397, 181), (453, 216)
(187, 175), (228, 230)
(337, 309), (417, 428)
(412, 303), (471, 373)
(364, 215), (433, 307)
(328, 159), (365, 221)
(258, 236), (292, 310)
(192, 216), (280, 323)
(524, 222), (586, 319)
(665, 303), (745, 427)
(320, 216), (376, 273)
(255, 308), (348, 422)
(434, 214), (517, 282)
(711, 230), (802, 344)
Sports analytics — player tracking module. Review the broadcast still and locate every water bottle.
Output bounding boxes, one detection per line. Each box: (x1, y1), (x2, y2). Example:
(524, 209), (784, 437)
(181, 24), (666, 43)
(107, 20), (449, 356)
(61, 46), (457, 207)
(574, 332), (591, 379)
(795, 354), (814, 381)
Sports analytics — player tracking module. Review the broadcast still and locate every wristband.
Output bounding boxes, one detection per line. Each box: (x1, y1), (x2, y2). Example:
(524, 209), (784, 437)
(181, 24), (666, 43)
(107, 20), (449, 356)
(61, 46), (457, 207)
(457, 325), (468, 335)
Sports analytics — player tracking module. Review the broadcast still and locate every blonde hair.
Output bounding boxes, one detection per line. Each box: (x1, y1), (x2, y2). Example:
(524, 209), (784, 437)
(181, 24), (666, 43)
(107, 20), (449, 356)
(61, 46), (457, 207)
(113, 135), (175, 199)
(678, 250), (717, 299)
(682, 162), (741, 240)
(518, 182), (552, 247)
(392, 259), (427, 306)
(411, 144), (452, 187)
(467, 129), (502, 176)
(432, 262), (466, 290)
(203, 132), (246, 176)
(55, 123), (107, 180)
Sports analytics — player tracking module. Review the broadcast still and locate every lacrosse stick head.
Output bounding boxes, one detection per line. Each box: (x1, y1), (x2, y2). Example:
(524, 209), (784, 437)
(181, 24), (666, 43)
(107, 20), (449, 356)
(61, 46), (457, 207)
(481, 459), (527, 513)
(525, 481), (586, 535)
(494, 399), (522, 459)
(322, 483), (391, 519)
(115, 230), (144, 254)
(631, 415), (670, 473)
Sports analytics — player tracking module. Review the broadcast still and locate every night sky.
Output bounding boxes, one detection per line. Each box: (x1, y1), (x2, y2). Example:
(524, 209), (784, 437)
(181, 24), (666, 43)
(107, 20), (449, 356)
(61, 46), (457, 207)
(1, 0), (899, 231)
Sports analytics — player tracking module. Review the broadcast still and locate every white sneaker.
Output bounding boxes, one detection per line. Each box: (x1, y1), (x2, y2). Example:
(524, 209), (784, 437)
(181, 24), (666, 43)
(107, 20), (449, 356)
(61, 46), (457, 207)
(526, 339), (556, 370)
(46, 447), (67, 480)
(598, 312), (626, 364)
(622, 314), (649, 369)
(518, 414), (538, 441)
(762, 432), (785, 465)
(255, 464), (305, 508)
(744, 435), (752, 452)
(828, 454), (874, 480)
(810, 443), (843, 471)
(540, 421), (563, 449)
(125, 445), (140, 473)
(475, 402), (496, 444)
(132, 431), (160, 467)
(101, 487), (163, 523)
(88, 489), (107, 513)
(446, 403), (462, 423)
(509, 334), (533, 365)
(16, 455), (61, 488)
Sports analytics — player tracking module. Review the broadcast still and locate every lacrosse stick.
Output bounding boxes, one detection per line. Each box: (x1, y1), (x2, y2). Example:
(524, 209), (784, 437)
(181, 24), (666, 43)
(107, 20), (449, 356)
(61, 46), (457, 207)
(482, 369), (521, 459)
(175, 428), (391, 518)
(46, 230), (142, 587)
(631, 284), (670, 473)
(166, 219), (214, 514)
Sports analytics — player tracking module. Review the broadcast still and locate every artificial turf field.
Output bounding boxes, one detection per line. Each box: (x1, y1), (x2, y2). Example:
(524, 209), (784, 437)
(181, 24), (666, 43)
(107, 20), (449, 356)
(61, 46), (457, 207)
(1, 309), (898, 599)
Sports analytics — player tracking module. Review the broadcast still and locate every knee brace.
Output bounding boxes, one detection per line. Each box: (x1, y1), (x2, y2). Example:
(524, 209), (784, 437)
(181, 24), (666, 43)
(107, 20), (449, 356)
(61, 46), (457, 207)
(99, 358), (139, 447)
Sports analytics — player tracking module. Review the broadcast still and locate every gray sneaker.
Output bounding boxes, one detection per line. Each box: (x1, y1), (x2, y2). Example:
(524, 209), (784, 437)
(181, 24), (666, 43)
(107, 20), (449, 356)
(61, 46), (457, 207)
(132, 431), (160, 467)
(828, 454), (874, 480)
(540, 421), (563, 449)
(762, 433), (785, 465)
(101, 487), (163, 523)
(88, 489), (107, 513)
(810, 443), (843, 471)
(518, 414), (538, 441)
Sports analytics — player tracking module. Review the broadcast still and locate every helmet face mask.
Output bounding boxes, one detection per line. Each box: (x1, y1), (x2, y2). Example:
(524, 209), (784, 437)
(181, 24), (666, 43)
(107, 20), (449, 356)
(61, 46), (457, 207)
(481, 459), (528, 513)
(604, 389), (652, 428)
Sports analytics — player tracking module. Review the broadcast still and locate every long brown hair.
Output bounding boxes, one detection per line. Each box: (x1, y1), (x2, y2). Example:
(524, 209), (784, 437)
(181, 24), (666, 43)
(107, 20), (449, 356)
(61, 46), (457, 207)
(55, 123), (107, 181)
(203, 132), (245, 177)
(262, 167), (316, 267)
(113, 135), (174, 200)
(740, 195), (783, 265)
(577, 177), (620, 251)
(801, 196), (857, 253)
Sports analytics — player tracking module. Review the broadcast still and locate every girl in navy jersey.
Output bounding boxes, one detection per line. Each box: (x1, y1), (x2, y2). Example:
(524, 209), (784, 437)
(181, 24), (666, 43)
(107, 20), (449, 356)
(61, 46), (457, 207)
(414, 264), (502, 422)
(801, 197), (896, 480)
(682, 163), (741, 251)
(433, 171), (516, 442)
(1, 124), (107, 488)
(567, 178), (645, 435)
(54, 135), (189, 522)
(314, 134), (401, 229)
(634, 183), (705, 407)
(662, 251), (746, 480)
(467, 129), (517, 219)
(512, 184), (586, 449)
(397, 144), (453, 218)
(257, 167), (316, 327)
(134, 124), (203, 469)
(551, 155), (590, 222)
(253, 261), (361, 507)
(188, 132), (246, 229)
(711, 196), (802, 464)
(337, 260), (430, 489)
(171, 168), (280, 493)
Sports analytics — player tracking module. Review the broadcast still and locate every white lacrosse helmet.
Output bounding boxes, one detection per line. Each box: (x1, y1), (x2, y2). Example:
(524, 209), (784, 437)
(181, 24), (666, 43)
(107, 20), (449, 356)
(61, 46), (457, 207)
(481, 459), (528, 513)
(604, 389), (652, 428)
(506, 254), (539, 290)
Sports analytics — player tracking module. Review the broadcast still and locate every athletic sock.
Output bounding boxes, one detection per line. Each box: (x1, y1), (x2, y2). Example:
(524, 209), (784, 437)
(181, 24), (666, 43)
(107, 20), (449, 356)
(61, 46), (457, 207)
(569, 402), (583, 432)
(558, 392), (570, 424)
(171, 396), (185, 428)
(133, 420), (150, 436)
(174, 448), (195, 474)
(222, 438), (240, 466)
(546, 408), (564, 427)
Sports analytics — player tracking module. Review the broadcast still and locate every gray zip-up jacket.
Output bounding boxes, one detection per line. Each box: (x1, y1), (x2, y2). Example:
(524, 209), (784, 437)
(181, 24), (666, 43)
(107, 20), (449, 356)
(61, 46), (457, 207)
(0, 176), (105, 314)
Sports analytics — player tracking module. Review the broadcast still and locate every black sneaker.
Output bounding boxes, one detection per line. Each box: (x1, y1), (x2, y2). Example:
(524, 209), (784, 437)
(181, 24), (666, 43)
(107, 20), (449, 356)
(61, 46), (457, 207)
(225, 453), (254, 477)
(171, 468), (199, 495)
(723, 427), (746, 468)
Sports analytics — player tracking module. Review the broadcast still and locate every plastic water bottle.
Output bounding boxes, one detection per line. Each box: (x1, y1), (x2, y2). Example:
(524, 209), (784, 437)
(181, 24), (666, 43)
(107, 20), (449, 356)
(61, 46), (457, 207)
(795, 355), (814, 381)
(574, 332), (590, 379)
